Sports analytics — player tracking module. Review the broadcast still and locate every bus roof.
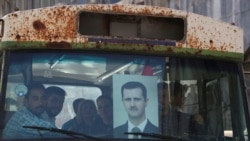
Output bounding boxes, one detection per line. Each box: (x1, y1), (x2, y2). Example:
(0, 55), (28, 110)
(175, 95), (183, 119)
(0, 4), (244, 61)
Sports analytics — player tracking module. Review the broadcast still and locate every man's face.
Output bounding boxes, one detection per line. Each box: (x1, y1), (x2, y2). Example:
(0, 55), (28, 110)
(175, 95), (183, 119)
(79, 101), (96, 120)
(122, 88), (148, 119)
(97, 99), (112, 119)
(26, 89), (46, 116)
(46, 94), (65, 117)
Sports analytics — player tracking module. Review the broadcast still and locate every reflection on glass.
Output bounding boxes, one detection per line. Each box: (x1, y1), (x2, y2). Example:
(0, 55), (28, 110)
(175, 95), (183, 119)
(1, 51), (247, 140)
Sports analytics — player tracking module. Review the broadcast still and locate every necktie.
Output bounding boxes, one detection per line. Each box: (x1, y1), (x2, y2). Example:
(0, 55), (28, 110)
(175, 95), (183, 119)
(132, 127), (141, 139)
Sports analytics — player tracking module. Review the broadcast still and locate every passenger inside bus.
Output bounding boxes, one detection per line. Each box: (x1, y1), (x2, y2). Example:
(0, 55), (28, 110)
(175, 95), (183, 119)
(206, 82), (224, 136)
(42, 86), (66, 127)
(165, 81), (191, 138)
(96, 95), (113, 136)
(165, 81), (206, 138)
(65, 99), (104, 136)
(3, 82), (56, 138)
(1, 51), (246, 140)
(62, 98), (85, 130)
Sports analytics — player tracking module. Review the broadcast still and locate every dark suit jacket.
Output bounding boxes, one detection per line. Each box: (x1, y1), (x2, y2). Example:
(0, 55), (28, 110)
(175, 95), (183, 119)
(113, 120), (159, 139)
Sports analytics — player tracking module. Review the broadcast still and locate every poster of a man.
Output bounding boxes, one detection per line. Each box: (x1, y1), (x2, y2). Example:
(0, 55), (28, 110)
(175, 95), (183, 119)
(113, 75), (159, 139)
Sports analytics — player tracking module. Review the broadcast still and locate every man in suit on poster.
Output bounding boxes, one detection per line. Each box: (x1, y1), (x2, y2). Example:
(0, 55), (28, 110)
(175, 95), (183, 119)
(114, 81), (159, 139)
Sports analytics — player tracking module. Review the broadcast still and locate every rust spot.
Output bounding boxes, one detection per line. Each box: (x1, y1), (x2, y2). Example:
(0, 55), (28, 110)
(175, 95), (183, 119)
(176, 42), (184, 47)
(112, 5), (121, 13)
(167, 47), (173, 53)
(16, 34), (21, 40)
(146, 44), (154, 50)
(46, 41), (71, 48)
(187, 36), (199, 48)
(142, 8), (152, 15)
(33, 20), (46, 31)
(195, 49), (202, 55)
(11, 14), (18, 17)
(96, 42), (101, 49)
(209, 40), (216, 50)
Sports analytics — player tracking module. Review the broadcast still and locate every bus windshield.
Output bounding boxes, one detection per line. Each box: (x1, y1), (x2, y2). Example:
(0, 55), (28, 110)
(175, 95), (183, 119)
(1, 50), (247, 141)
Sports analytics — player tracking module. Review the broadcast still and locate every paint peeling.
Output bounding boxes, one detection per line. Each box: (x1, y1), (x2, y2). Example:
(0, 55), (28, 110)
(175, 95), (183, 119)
(0, 4), (244, 60)
(33, 20), (46, 31)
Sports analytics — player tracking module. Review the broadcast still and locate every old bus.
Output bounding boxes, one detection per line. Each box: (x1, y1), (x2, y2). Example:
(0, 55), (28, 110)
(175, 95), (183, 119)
(0, 3), (248, 141)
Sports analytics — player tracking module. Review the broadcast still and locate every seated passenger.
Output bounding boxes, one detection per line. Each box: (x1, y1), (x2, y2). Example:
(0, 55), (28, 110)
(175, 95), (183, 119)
(42, 86), (66, 127)
(96, 95), (113, 136)
(165, 81), (191, 137)
(62, 98), (85, 130)
(3, 82), (55, 139)
(66, 99), (103, 136)
(165, 81), (205, 138)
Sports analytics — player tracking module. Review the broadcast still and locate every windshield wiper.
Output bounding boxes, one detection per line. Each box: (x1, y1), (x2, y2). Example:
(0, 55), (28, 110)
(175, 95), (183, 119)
(23, 126), (102, 141)
(126, 132), (239, 141)
(124, 132), (191, 141)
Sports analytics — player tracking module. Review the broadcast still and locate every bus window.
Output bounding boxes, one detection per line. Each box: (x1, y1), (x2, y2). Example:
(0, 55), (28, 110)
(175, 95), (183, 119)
(44, 84), (102, 129)
(0, 50), (246, 140)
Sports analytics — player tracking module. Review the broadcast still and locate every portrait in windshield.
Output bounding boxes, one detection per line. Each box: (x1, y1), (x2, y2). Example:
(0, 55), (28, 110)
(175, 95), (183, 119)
(113, 75), (159, 139)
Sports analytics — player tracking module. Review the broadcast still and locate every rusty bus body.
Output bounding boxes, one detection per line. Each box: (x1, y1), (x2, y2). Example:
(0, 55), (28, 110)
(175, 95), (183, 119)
(0, 4), (248, 141)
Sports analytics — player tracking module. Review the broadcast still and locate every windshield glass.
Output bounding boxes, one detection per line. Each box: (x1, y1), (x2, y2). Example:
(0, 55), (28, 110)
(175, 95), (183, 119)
(0, 50), (247, 141)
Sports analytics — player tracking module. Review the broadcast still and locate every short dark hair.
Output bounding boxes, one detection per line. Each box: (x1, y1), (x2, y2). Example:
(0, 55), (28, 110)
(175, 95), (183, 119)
(25, 82), (45, 99)
(45, 86), (66, 98)
(171, 81), (183, 97)
(96, 95), (112, 105)
(78, 99), (97, 114)
(73, 98), (85, 114)
(121, 81), (147, 100)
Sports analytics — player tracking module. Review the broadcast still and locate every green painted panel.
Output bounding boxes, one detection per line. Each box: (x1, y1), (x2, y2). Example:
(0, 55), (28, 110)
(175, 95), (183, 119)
(0, 41), (243, 62)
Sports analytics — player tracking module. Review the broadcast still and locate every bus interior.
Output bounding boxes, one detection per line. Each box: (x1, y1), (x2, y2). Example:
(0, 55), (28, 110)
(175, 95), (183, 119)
(0, 49), (247, 140)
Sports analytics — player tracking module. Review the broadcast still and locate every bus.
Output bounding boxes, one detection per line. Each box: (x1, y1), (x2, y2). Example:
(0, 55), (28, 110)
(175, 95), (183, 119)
(0, 3), (248, 141)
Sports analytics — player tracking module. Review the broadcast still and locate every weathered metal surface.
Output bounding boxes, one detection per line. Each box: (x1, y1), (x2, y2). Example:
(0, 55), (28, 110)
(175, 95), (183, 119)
(186, 13), (243, 54)
(0, 4), (244, 59)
